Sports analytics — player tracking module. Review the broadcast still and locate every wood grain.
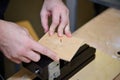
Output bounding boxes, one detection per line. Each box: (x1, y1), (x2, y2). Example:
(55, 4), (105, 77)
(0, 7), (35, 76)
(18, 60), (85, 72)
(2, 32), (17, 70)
(73, 8), (120, 57)
(39, 33), (84, 61)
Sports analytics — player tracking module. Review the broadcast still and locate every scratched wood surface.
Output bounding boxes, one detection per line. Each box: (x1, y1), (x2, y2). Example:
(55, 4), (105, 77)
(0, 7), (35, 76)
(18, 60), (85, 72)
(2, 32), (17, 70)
(8, 8), (120, 80)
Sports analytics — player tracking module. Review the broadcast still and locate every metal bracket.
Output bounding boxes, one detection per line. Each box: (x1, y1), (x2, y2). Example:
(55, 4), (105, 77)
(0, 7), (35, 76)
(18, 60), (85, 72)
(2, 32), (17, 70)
(48, 61), (60, 80)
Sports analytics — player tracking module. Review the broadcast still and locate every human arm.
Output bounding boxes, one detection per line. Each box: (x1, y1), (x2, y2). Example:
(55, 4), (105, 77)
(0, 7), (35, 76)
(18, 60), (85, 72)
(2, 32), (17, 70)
(40, 0), (72, 37)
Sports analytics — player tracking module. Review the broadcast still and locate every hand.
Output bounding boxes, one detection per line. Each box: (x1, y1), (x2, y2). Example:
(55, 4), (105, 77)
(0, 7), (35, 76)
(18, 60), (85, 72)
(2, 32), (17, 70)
(0, 20), (59, 64)
(40, 0), (72, 37)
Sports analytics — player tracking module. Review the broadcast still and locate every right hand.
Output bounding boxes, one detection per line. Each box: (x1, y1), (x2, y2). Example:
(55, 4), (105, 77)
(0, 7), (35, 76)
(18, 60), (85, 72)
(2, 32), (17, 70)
(40, 0), (72, 37)
(0, 20), (59, 64)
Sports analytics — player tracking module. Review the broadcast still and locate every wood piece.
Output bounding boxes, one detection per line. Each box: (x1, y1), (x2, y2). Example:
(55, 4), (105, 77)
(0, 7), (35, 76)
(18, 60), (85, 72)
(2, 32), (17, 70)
(73, 8), (120, 57)
(7, 68), (36, 80)
(39, 33), (84, 61)
(70, 50), (120, 80)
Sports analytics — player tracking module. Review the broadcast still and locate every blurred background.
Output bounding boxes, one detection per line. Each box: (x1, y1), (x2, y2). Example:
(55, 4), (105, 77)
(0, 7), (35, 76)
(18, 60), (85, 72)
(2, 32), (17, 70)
(3, 0), (107, 78)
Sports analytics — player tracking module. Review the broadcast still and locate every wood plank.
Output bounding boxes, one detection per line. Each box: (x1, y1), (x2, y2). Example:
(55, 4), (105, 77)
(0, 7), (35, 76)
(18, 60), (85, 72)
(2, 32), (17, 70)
(70, 50), (120, 80)
(39, 33), (84, 61)
(70, 8), (120, 80)
(8, 68), (36, 80)
(73, 8), (120, 57)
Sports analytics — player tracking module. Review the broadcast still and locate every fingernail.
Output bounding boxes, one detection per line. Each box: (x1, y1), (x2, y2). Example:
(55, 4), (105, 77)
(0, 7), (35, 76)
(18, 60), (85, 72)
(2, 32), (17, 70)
(49, 32), (53, 36)
(59, 34), (63, 37)
(67, 34), (72, 38)
(58, 32), (63, 37)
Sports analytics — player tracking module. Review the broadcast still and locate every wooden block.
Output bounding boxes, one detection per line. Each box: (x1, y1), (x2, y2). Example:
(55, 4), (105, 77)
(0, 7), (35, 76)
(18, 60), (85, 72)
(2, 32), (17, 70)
(73, 8), (120, 56)
(39, 33), (84, 61)
(70, 50), (120, 80)
(7, 68), (36, 80)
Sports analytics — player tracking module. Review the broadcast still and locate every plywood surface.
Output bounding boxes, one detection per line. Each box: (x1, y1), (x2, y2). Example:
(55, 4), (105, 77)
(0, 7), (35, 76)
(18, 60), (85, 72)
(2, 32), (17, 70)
(73, 8), (120, 57)
(70, 50), (120, 80)
(70, 8), (120, 80)
(39, 33), (84, 61)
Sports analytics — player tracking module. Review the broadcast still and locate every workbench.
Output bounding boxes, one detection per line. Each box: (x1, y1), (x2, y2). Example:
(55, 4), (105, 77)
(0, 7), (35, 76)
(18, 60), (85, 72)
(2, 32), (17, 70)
(8, 8), (120, 80)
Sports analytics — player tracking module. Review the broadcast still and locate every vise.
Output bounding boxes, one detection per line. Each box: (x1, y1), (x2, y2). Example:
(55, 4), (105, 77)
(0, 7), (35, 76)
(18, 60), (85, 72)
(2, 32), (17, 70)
(23, 44), (96, 80)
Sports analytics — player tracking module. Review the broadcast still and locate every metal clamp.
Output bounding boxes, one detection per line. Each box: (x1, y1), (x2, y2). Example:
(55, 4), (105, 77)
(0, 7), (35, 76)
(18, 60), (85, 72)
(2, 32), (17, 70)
(48, 61), (60, 80)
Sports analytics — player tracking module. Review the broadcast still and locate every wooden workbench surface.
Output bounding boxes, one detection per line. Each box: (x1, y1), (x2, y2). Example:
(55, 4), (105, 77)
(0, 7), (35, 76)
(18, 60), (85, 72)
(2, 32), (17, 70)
(8, 8), (120, 80)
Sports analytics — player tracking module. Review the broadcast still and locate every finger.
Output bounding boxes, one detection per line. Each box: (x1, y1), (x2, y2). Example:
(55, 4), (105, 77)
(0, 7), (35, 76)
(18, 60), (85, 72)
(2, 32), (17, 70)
(25, 51), (40, 62)
(49, 10), (60, 36)
(11, 58), (22, 64)
(57, 13), (68, 37)
(64, 23), (72, 37)
(31, 40), (59, 61)
(60, 11), (71, 37)
(22, 27), (34, 40)
(40, 11), (49, 32)
(5, 54), (21, 64)
(19, 56), (31, 63)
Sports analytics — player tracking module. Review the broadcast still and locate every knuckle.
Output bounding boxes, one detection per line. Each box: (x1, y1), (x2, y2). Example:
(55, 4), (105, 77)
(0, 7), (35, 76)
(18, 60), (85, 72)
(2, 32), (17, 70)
(62, 20), (68, 24)
(40, 11), (46, 17)
(42, 48), (48, 54)
(16, 48), (26, 56)
(22, 39), (32, 49)
(52, 20), (59, 26)
(34, 55), (40, 62)
(11, 54), (18, 59)
(58, 27), (63, 31)
(62, 7), (69, 13)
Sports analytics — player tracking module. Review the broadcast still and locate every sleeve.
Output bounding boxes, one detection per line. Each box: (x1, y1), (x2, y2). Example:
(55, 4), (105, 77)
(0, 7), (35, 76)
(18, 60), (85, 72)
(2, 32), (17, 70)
(0, 0), (9, 19)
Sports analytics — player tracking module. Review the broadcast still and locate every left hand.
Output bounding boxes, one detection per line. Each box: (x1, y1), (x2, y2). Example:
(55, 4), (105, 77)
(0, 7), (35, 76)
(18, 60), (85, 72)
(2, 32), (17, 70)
(0, 20), (59, 64)
(40, 0), (72, 37)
